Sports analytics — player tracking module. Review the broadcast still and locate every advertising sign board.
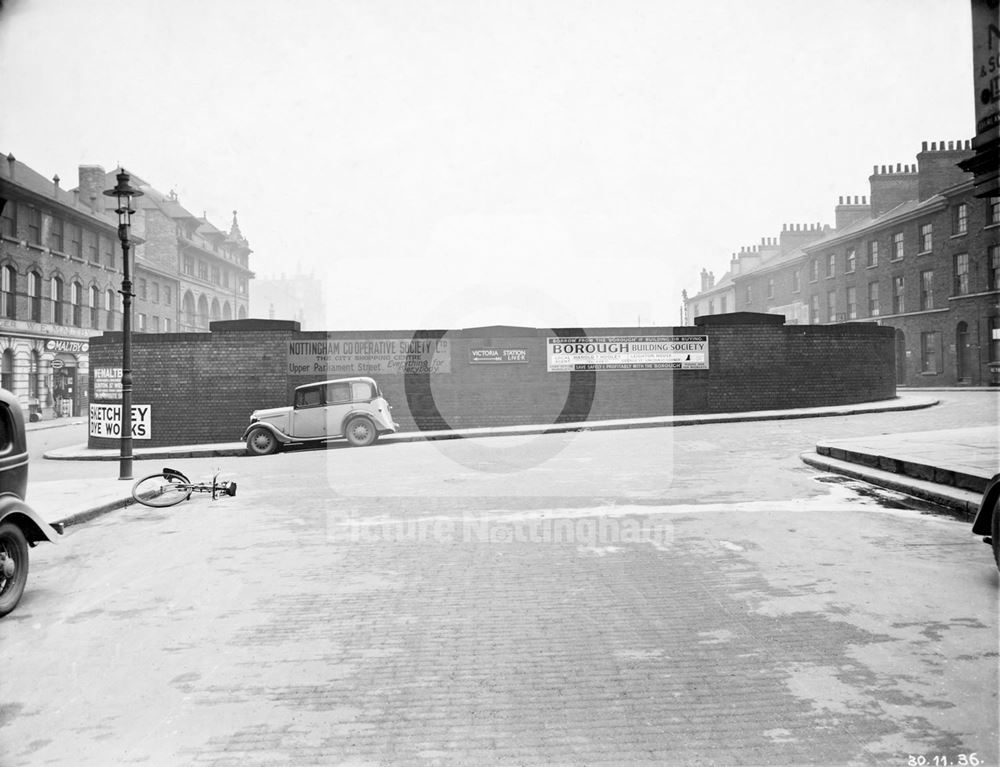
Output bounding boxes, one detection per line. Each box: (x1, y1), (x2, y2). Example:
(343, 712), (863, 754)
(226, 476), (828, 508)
(89, 404), (152, 439)
(469, 348), (529, 364)
(547, 335), (709, 371)
(287, 338), (451, 376)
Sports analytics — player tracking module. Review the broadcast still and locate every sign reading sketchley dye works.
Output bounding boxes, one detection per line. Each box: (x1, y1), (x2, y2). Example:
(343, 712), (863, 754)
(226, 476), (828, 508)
(470, 347), (529, 364)
(287, 338), (451, 376)
(546, 336), (709, 371)
(88, 404), (152, 439)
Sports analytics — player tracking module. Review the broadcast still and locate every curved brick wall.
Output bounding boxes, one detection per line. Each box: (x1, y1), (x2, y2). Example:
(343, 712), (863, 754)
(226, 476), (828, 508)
(87, 314), (896, 448)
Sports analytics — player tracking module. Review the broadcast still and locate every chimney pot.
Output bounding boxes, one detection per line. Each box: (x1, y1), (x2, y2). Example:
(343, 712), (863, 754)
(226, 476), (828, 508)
(922, 141), (928, 151)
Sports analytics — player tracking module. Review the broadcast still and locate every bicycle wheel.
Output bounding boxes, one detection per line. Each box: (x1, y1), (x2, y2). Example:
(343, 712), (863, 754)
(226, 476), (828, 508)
(131, 473), (193, 508)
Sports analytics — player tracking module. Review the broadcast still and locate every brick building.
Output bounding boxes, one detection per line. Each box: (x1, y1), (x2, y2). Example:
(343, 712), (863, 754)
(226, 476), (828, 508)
(684, 139), (1000, 386)
(0, 154), (123, 419)
(76, 167), (254, 333)
(0, 152), (255, 419)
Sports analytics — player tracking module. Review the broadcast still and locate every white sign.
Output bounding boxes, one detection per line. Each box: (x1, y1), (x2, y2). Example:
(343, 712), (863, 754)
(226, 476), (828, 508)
(89, 404), (152, 439)
(93, 367), (123, 399)
(547, 335), (709, 371)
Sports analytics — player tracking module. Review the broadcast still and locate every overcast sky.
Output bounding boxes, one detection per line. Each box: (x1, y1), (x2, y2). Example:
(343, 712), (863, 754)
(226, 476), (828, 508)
(0, 0), (976, 330)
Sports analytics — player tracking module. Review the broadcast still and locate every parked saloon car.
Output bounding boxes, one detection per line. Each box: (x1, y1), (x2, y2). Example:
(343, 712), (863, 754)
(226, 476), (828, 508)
(972, 473), (1000, 572)
(0, 388), (62, 617)
(243, 377), (399, 455)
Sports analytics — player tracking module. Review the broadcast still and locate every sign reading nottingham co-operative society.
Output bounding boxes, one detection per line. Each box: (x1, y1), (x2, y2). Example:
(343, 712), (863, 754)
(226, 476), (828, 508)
(288, 338), (451, 376)
(547, 335), (709, 371)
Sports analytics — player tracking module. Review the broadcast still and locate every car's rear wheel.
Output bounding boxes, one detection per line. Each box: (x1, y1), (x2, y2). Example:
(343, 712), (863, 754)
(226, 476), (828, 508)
(344, 416), (378, 447)
(246, 426), (279, 456)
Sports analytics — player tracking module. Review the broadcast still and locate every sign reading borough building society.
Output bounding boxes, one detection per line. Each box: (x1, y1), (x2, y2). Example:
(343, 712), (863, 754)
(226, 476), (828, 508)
(547, 336), (709, 371)
(287, 338), (451, 376)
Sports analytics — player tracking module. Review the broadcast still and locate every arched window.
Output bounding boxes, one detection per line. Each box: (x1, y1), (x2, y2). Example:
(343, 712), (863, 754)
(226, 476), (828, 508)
(182, 291), (196, 330)
(1, 265), (16, 319)
(106, 288), (116, 330)
(71, 281), (83, 326)
(50, 277), (64, 324)
(237, 304), (247, 320)
(28, 271), (41, 321)
(222, 301), (232, 321)
(90, 286), (100, 327)
(1, 348), (13, 392)
(197, 294), (209, 328)
(210, 298), (221, 323)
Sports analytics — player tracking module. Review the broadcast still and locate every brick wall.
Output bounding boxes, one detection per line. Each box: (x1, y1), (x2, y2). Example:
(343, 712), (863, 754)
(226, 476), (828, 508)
(87, 314), (897, 447)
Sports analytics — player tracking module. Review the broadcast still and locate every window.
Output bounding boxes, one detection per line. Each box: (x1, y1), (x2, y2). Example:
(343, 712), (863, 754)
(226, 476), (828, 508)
(954, 203), (968, 234)
(182, 255), (194, 276)
(211, 266), (220, 285)
(845, 248), (856, 273)
(295, 386), (324, 408)
(164, 317), (172, 332)
(708, 299), (715, 315)
(327, 382), (352, 404)
(867, 241), (879, 268)
(846, 286), (857, 319)
(90, 286), (99, 327)
(991, 316), (1000, 362)
(152, 316), (160, 332)
(69, 223), (82, 258)
(28, 350), (39, 400)
(28, 272), (41, 321)
(238, 277), (247, 296)
(954, 253), (969, 296)
(164, 285), (172, 306)
(892, 275), (905, 314)
(745, 284), (752, 304)
(1, 266), (15, 319)
(49, 217), (64, 252)
(222, 269), (231, 288)
(152, 282), (159, 303)
(989, 197), (1000, 226)
(50, 277), (63, 324)
(892, 232), (904, 260)
(827, 290), (837, 322)
(198, 261), (208, 280)
(1, 349), (12, 392)
(809, 295), (819, 324)
(0, 200), (15, 238)
(990, 245), (1000, 291)
(103, 235), (115, 268)
(767, 278), (774, 299)
(26, 207), (40, 244)
(137, 278), (147, 300)
(71, 281), (82, 326)
(791, 270), (800, 293)
(919, 270), (935, 310)
(351, 381), (374, 401)
(919, 223), (933, 253)
(920, 332), (941, 374)
(137, 313), (147, 331)
(827, 253), (836, 278)
(809, 260), (818, 282)
(105, 288), (116, 329)
(85, 229), (98, 262)
(868, 282), (880, 316)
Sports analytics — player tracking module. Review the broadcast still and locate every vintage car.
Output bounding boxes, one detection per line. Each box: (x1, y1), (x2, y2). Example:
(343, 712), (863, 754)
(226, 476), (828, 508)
(0, 388), (62, 617)
(972, 472), (1000, 571)
(242, 377), (399, 455)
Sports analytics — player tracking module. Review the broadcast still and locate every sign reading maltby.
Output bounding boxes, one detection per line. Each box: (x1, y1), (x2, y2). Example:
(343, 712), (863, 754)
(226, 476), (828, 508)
(287, 338), (451, 376)
(89, 404), (152, 439)
(93, 367), (123, 399)
(470, 347), (529, 364)
(547, 335), (709, 371)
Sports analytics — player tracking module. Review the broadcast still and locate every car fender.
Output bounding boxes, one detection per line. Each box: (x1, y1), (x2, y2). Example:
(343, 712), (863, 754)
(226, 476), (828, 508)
(971, 473), (1000, 536)
(0, 495), (63, 544)
(339, 409), (381, 434)
(242, 422), (292, 444)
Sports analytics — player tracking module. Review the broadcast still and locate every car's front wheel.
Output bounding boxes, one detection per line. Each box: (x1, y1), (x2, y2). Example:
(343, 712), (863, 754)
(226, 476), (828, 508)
(246, 426), (280, 456)
(991, 492), (1000, 571)
(0, 522), (29, 618)
(344, 417), (378, 447)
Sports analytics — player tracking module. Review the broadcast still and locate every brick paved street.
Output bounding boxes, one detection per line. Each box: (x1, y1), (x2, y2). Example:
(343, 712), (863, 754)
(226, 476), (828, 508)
(2, 398), (998, 766)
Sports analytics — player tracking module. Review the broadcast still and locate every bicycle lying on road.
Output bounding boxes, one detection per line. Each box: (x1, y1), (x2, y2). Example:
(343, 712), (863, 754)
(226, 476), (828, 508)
(131, 468), (237, 508)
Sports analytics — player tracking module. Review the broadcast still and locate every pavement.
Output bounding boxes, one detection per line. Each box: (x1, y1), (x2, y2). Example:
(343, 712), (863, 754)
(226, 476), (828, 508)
(25, 391), (999, 528)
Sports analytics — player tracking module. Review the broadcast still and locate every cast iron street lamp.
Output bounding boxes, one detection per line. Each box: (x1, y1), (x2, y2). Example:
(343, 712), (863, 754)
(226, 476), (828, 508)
(103, 169), (143, 480)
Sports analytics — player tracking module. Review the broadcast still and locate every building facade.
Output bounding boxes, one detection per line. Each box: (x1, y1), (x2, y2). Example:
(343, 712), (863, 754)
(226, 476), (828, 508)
(684, 140), (1000, 387)
(0, 153), (255, 419)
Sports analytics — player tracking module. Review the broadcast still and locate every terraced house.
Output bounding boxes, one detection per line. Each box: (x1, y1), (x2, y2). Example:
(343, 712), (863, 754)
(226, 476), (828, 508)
(684, 140), (1000, 387)
(0, 153), (254, 419)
